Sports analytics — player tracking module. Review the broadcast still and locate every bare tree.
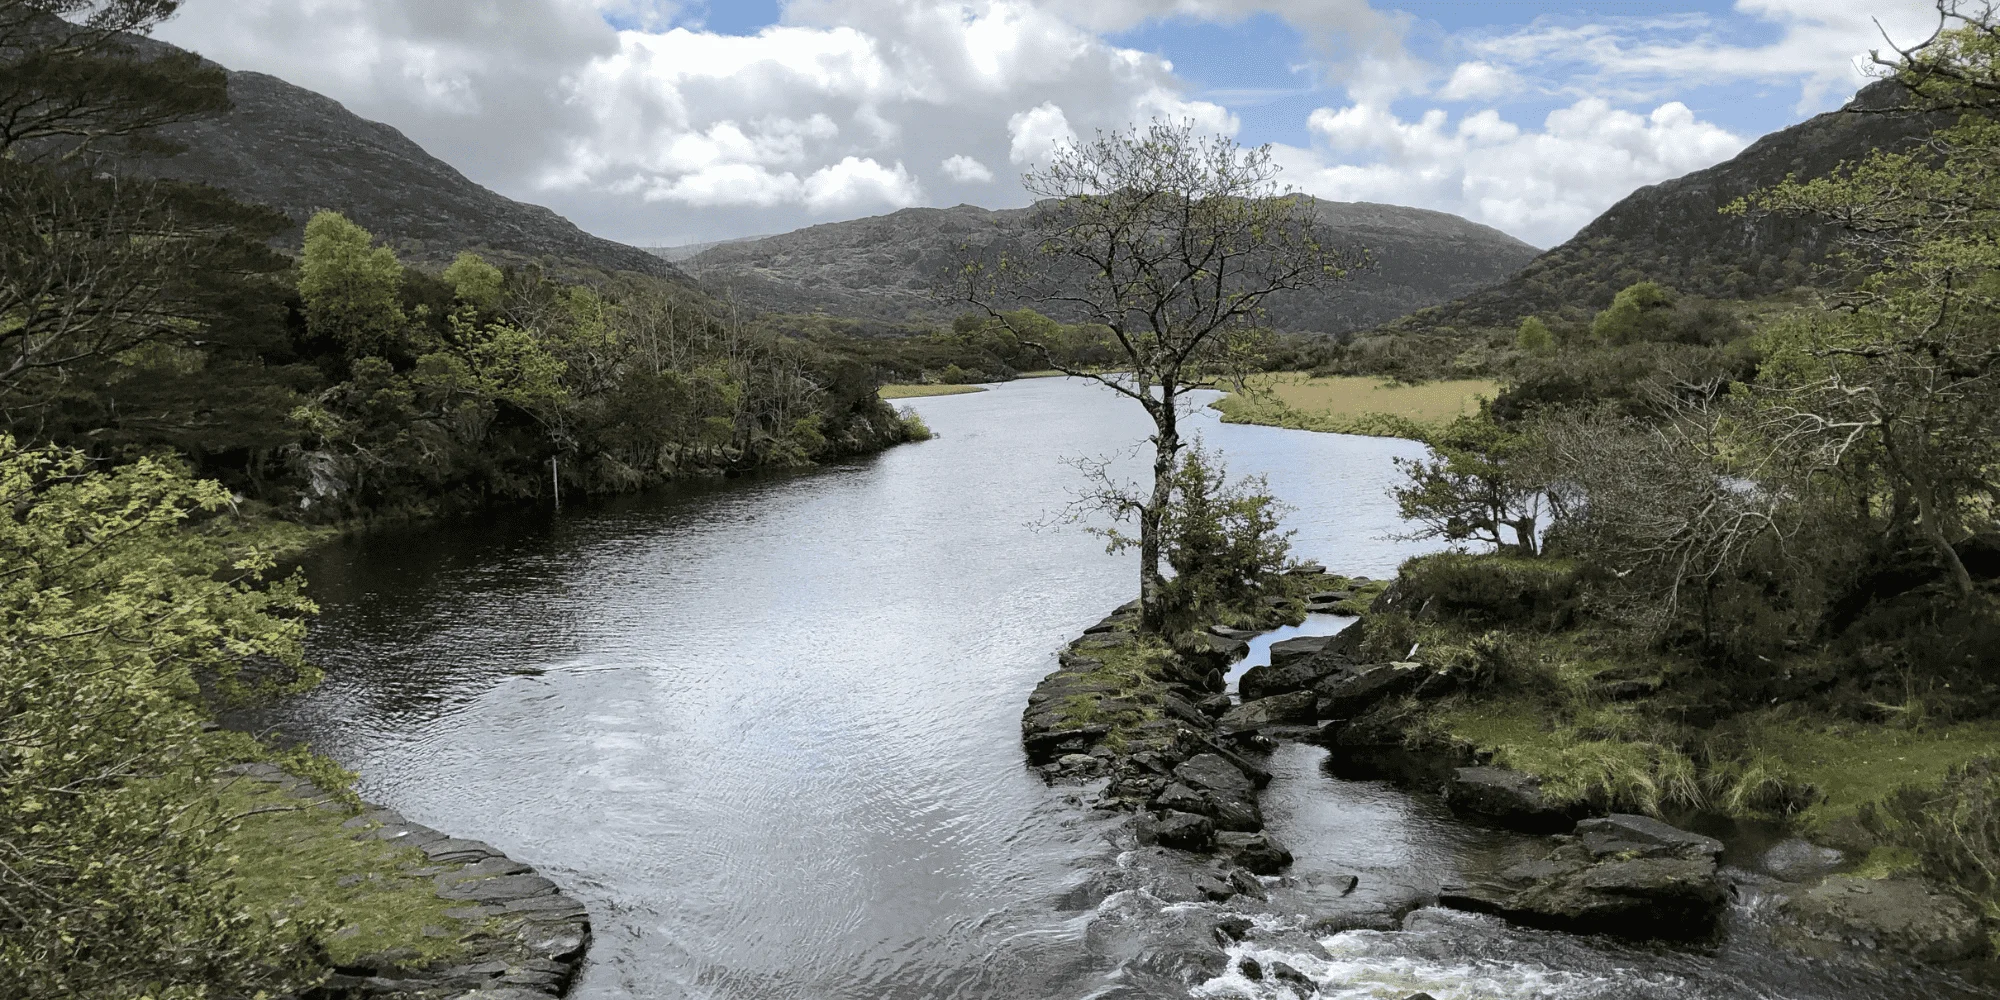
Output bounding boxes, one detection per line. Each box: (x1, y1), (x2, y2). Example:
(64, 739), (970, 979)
(952, 120), (1363, 630)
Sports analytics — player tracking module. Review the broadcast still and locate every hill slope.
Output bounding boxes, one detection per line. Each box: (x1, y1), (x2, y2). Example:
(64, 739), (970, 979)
(670, 200), (1541, 334)
(127, 46), (678, 280)
(1393, 80), (1942, 332)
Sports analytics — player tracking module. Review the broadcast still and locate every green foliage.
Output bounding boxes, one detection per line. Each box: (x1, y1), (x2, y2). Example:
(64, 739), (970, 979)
(1397, 552), (1580, 627)
(0, 438), (326, 998)
(1514, 315), (1554, 354)
(1392, 412), (1548, 555)
(298, 210), (406, 358)
(1589, 281), (1676, 344)
(1153, 443), (1293, 629)
(442, 251), (504, 311)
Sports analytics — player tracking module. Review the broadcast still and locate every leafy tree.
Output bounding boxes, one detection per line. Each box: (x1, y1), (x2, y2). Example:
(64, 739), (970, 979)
(1393, 413), (1549, 556)
(0, 1), (228, 161)
(0, 437), (326, 998)
(955, 120), (1361, 629)
(297, 210), (406, 359)
(443, 250), (504, 311)
(1590, 281), (1677, 345)
(1515, 315), (1555, 354)
(1154, 443), (1292, 626)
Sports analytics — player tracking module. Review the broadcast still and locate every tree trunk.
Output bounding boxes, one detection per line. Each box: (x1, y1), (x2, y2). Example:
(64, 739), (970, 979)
(1140, 391), (1180, 633)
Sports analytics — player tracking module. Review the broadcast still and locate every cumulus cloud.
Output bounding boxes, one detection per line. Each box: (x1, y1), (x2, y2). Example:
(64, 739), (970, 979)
(1286, 97), (1745, 247)
(147, 0), (1910, 248)
(941, 154), (995, 182)
(1436, 61), (1523, 102)
(1007, 102), (1076, 165)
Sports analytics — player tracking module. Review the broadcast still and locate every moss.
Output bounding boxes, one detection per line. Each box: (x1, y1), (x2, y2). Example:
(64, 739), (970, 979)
(1427, 697), (1699, 814)
(216, 775), (484, 968)
(1853, 845), (1922, 879)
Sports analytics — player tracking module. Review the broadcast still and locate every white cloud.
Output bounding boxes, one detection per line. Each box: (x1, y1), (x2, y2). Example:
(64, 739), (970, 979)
(1463, 0), (1941, 112)
(1007, 102), (1076, 165)
(942, 154), (995, 182)
(1436, 61), (1523, 102)
(802, 156), (922, 212)
(1288, 97), (1746, 247)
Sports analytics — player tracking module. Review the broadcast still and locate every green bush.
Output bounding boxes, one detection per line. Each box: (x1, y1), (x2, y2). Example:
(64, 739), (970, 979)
(1398, 552), (1580, 627)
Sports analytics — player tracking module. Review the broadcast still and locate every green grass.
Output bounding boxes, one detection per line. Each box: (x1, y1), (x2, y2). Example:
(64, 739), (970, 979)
(216, 775), (482, 967)
(878, 383), (987, 399)
(1214, 374), (1501, 439)
(1741, 717), (2000, 828)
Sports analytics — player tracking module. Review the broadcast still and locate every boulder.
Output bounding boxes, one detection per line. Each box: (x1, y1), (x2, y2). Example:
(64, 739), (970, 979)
(1314, 662), (1427, 719)
(1173, 753), (1257, 800)
(1138, 810), (1215, 851)
(1269, 635), (1334, 667)
(1196, 693), (1233, 717)
(1208, 624), (1261, 641)
(1215, 831), (1293, 874)
(1442, 767), (1577, 833)
(1576, 814), (1721, 859)
(1779, 875), (1988, 962)
(1239, 652), (1347, 701)
(1219, 690), (1318, 731)
(1441, 835), (1726, 938)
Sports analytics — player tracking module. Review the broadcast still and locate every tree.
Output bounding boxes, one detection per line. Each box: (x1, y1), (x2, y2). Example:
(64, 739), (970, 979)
(0, 1), (228, 161)
(0, 437), (326, 997)
(298, 210), (407, 358)
(1734, 2), (2000, 598)
(1393, 413), (1549, 556)
(1515, 316), (1555, 354)
(954, 120), (1361, 630)
(1590, 281), (1677, 345)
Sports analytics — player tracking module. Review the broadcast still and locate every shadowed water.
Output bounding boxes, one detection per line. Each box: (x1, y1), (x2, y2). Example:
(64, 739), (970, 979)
(272, 377), (1994, 999)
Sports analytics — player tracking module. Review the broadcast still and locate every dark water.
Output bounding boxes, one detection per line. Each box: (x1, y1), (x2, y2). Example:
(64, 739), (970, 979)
(276, 378), (1993, 1000)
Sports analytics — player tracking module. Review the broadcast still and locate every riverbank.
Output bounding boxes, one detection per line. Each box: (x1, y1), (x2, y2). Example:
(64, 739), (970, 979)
(878, 383), (988, 398)
(217, 761), (589, 998)
(1304, 551), (2000, 969)
(1212, 374), (1499, 439)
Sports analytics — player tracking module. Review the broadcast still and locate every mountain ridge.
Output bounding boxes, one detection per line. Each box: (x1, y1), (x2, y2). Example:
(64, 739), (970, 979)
(1388, 78), (1943, 333)
(671, 199), (1543, 335)
(123, 41), (681, 281)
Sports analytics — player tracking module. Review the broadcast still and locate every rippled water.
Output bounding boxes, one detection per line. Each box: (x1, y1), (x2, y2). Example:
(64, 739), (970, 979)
(274, 377), (1996, 999)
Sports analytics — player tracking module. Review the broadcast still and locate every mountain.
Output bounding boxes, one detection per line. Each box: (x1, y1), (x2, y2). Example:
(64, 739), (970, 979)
(1390, 80), (1943, 333)
(126, 44), (679, 280)
(671, 200), (1541, 334)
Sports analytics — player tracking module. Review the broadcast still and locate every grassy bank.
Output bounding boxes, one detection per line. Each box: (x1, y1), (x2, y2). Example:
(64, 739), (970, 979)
(879, 383), (988, 399)
(1347, 551), (2000, 914)
(1213, 374), (1500, 439)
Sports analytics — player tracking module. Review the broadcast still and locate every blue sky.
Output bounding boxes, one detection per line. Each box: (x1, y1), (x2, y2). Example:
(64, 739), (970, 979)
(154, 0), (1941, 248)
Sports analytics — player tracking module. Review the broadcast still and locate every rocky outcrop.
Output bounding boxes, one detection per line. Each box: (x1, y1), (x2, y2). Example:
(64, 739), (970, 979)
(1237, 644), (1348, 701)
(1441, 766), (1580, 833)
(1440, 814), (1728, 939)
(1777, 874), (1989, 962)
(219, 763), (589, 999)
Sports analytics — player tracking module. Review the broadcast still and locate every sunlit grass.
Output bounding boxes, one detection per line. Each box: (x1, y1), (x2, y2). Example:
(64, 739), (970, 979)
(1213, 374), (1501, 438)
(878, 383), (987, 399)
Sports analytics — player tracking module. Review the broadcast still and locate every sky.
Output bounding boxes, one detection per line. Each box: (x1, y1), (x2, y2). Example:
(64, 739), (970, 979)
(151, 0), (1944, 250)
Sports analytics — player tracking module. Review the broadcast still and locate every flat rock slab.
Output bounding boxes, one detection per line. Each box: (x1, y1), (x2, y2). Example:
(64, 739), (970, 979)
(1780, 875), (1987, 962)
(437, 873), (560, 903)
(1443, 840), (1725, 939)
(1268, 634), (1334, 667)
(1239, 657), (1344, 702)
(1315, 661), (1427, 719)
(1219, 690), (1316, 731)
(1173, 753), (1256, 799)
(1576, 814), (1721, 859)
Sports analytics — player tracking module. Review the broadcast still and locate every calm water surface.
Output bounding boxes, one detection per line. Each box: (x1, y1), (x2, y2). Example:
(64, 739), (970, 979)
(278, 378), (1994, 999)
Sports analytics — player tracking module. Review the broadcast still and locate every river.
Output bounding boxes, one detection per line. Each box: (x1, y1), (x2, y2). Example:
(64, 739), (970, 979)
(276, 377), (1995, 999)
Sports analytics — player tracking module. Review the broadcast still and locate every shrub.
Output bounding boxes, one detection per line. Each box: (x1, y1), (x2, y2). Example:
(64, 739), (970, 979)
(1398, 552), (1580, 627)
